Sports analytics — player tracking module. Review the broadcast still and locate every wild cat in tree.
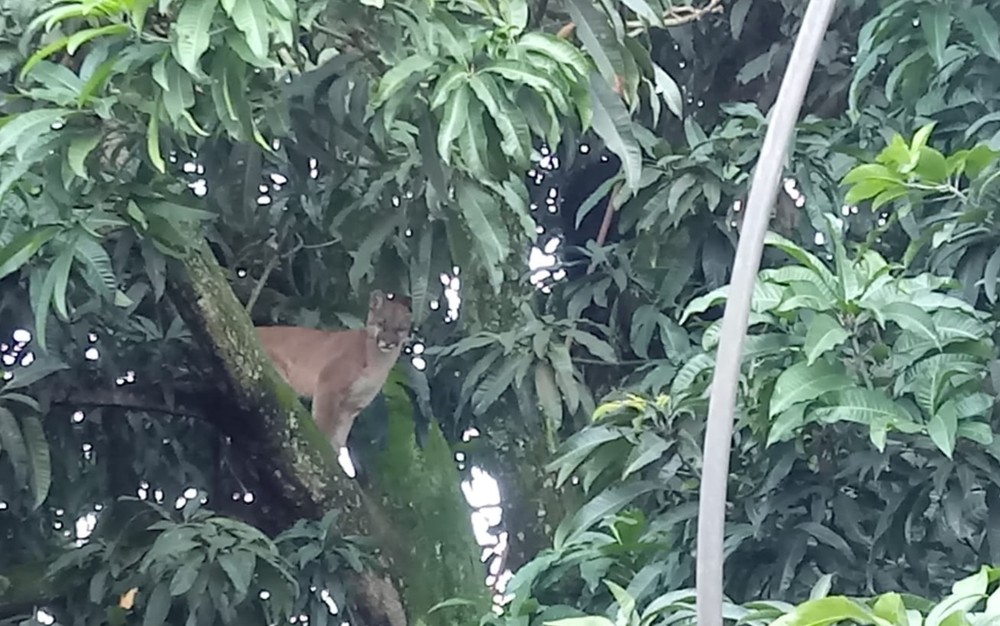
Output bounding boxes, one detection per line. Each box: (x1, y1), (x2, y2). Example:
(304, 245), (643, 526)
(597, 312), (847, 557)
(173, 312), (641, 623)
(256, 290), (412, 451)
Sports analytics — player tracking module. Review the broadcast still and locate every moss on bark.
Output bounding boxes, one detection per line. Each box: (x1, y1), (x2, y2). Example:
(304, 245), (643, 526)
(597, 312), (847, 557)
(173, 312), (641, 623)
(367, 371), (492, 624)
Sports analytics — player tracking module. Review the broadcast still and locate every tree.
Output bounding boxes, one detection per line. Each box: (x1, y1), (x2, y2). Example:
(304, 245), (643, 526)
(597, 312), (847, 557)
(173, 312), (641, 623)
(5, 0), (1000, 625)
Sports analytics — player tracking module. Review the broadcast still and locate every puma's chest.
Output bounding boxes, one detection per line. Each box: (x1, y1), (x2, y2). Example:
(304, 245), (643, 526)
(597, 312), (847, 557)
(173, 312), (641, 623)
(346, 372), (384, 405)
(344, 356), (396, 407)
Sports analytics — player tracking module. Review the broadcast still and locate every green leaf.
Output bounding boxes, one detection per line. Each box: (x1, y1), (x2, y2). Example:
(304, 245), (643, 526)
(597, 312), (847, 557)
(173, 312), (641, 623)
(437, 84), (470, 164)
(168, 560), (201, 596)
(223, 0), (270, 59)
(468, 73), (531, 165)
(67, 132), (102, 179)
(651, 63), (683, 118)
(767, 403), (806, 446)
(515, 32), (590, 77)
(553, 481), (657, 549)
(810, 574), (834, 601)
(0, 226), (61, 281)
(622, 432), (669, 479)
(547, 425), (620, 486)
(50, 245), (76, 321)
(544, 618), (614, 626)
(0, 109), (71, 158)
(764, 231), (837, 290)
(812, 389), (915, 446)
(20, 415), (51, 509)
(771, 596), (884, 626)
(566, 329), (616, 363)
(142, 582), (172, 626)
(73, 237), (118, 297)
(565, 0), (623, 86)
(0, 406), (29, 484)
(918, 4), (952, 68)
(66, 24), (129, 56)
(472, 355), (523, 414)
(372, 54), (436, 108)
(454, 181), (509, 292)
(173, 0), (219, 75)
(588, 72), (641, 191)
(481, 60), (562, 99)
(535, 362), (563, 434)
(881, 302), (940, 350)
(958, 6), (1000, 61)
(146, 107), (166, 174)
(769, 361), (854, 418)
(872, 593), (907, 626)
(218, 551), (255, 596)
(549, 343), (579, 413)
(802, 313), (849, 365)
(927, 409), (957, 459)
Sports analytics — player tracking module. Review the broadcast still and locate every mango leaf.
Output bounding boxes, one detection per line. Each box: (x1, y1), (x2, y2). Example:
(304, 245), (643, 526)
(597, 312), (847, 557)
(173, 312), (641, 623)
(472, 354), (525, 415)
(535, 362), (563, 434)
(769, 361), (854, 418)
(547, 425), (621, 487)
(173, 0), (219, 75)
(20, 414), (51, 509)
(771, 596), (886, 626)
(67, 131), (102, 179)
(803, 313), (850, 365)
(566, 329), (616, 363)
(372, 54), (436, 108)
(622, 432), (669, 479)
(927, 407), (958, 459)
(0, 108), (71, 158)
(0, 226), (61, 281)
(544, 618), (614, 626)
(588, 71), (641, 191)
(651, 63), (683, 119)
(0, 406), (28, 484)
(918, 4), (952, 68)
(223, 0), (270, 59)
(141, 582), (172, 626)
(454, 181), (510, 292)
(553, 481), (657, 549)
(812, 389), (914, 435)
(218, 551), (256, 596)
(437, 84), (470, 164)
(515, 32), (590, 77)
(767, 403), (807, 446)
(468, 74), (531, 165)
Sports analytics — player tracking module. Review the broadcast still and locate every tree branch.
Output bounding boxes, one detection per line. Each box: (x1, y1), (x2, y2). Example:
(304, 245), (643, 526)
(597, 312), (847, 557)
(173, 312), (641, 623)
(52, 388), (207, 419)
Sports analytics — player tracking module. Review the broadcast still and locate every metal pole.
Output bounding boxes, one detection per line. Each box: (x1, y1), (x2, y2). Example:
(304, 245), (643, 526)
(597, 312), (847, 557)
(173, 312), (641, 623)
(694, 3), (838, 626)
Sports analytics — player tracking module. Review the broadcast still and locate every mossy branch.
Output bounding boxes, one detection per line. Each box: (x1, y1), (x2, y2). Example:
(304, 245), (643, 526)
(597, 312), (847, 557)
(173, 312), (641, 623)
(164, 237), (410, 625)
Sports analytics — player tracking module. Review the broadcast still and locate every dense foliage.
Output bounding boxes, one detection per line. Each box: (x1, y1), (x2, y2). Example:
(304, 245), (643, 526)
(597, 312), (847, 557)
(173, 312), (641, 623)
(5, 0), (1000, 625)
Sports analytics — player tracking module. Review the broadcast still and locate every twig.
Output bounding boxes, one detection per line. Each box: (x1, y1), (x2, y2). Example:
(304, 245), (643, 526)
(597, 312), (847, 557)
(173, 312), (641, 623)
(52, 388), (205, 419)
(572, 357), (650, 366)
(559, 0), (724, 40)
(595, 181), (623, 247)
(245, 236), (306, 314)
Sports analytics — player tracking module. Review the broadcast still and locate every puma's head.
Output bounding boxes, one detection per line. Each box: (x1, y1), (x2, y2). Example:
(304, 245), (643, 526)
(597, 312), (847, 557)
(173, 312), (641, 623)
(366, 290), (412, 352)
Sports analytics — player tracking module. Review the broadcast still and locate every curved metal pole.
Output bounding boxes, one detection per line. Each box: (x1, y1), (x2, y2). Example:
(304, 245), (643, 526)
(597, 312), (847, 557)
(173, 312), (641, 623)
(695, 3), (838, 626)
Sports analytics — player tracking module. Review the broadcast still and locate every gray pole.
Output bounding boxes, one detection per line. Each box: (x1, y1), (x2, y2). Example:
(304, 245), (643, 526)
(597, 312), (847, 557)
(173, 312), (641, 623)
(695, 3), (838, 626)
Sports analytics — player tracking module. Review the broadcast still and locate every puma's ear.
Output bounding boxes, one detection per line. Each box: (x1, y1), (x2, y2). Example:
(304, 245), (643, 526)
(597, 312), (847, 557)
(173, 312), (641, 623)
(369, 290), (386, 308)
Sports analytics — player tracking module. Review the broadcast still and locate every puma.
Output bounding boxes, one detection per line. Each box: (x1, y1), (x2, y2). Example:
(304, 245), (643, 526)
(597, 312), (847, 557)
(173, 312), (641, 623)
(256, 291), (412, 450)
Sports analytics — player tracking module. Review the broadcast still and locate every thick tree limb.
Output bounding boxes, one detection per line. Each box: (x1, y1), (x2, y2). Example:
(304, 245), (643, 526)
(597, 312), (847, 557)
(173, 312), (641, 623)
(160, 236), (490, 625)
(164, 237), (412, 624)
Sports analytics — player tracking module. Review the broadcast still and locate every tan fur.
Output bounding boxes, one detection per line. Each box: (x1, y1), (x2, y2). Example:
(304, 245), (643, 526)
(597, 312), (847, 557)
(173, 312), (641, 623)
(256, 291), (412, 450)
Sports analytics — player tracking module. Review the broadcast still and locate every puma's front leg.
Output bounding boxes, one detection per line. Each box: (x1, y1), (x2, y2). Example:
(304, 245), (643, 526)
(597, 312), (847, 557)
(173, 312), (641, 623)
(312, 364), (351, 451)
(328, 408), (362, 450)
